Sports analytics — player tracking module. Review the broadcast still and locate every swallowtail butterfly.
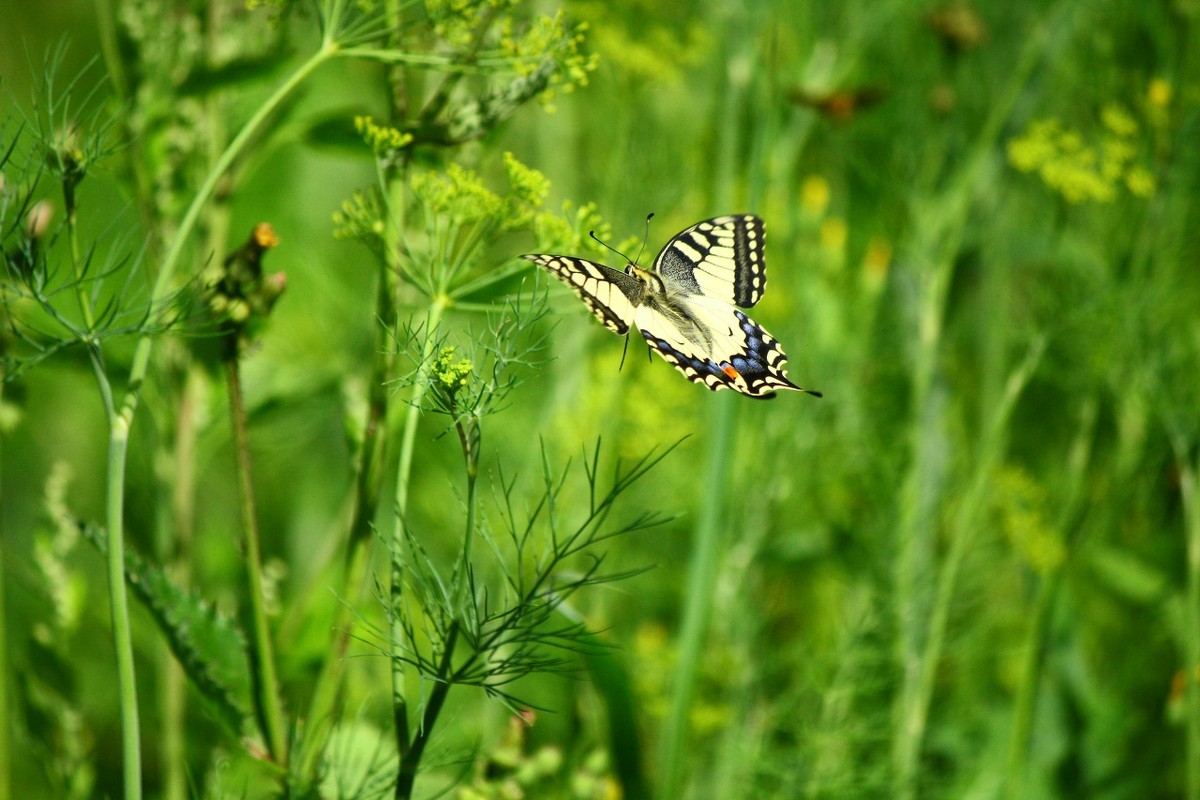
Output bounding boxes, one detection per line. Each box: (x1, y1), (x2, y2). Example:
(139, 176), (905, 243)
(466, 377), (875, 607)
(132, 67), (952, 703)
(523, 215), (821, 399)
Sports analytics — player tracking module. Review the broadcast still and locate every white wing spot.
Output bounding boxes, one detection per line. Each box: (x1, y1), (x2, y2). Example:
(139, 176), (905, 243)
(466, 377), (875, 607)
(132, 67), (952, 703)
(673, 241), (704, 262)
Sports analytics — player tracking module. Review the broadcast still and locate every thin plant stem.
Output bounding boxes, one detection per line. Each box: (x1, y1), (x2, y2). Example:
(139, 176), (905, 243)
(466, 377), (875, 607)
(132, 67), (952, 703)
(63, 180), (95, 331)
(226, 355), (288, 763)
(395, 414), (478, 800)
(389, 298), (447, 777)
(162, 364), (202, 800)
(383, 0), (425, 771)
(295, 0), (405, 754)
(450, 415), (479, 602)
(395, 623), (459, 799)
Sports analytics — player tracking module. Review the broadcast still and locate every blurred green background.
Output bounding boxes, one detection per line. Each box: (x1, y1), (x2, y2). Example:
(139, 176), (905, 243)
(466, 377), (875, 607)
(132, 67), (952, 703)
(2, 0), (1200, 798)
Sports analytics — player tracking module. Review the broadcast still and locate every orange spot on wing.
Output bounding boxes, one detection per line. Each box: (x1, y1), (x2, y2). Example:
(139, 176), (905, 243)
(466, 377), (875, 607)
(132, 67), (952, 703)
(722, 365), (741, 380)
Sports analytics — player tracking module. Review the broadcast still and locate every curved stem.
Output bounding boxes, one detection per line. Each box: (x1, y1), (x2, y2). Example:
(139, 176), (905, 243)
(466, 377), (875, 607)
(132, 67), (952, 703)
(97, 359), (141, 800)
(95, 38), (339, 798)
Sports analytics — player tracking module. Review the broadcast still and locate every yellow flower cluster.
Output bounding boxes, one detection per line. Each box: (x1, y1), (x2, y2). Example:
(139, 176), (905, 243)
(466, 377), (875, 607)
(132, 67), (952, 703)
(500, 151), (551, 228)
(1006, 103), (1155, 204)
(432, 346), (474, 395)
(354, 116), (413, 155)
(332, 188), (386, 242)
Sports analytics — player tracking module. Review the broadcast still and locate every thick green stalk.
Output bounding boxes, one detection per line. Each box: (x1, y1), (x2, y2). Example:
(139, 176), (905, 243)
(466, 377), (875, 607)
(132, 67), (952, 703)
(226, 356), (288, 763)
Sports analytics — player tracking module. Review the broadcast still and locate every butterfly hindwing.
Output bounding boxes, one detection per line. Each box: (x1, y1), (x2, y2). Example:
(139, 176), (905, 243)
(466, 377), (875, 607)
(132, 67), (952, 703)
(654, 215), (766, 308)
(522, 254), (642, 335)
(636, 296), (802, 398)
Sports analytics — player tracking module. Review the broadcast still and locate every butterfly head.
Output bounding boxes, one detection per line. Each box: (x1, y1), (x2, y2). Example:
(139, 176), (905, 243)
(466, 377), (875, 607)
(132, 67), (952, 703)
(627, 264), (665, 293)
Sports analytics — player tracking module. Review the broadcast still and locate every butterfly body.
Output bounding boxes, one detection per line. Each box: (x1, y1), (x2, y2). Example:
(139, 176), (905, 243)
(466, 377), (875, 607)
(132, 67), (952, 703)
(524, 215), (820, 399)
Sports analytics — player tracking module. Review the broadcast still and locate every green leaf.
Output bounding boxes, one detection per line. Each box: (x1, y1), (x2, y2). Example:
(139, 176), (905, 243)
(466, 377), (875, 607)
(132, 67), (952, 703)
(81, 522), (253, 738)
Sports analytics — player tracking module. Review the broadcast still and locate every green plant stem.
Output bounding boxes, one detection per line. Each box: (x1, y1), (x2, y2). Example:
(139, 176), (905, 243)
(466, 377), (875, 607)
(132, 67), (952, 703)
(91, 348), (142, 800)
(658, 393), (737, 800)
(162, 364), (201, 800)
(63, 180), (96, 331)
(395, 623), (459, 799)
(394, 414), (477, 800)
(450, 415), (479, 601)
(84, 36), (338, 796)
(389, 298), (447, 779)
(226, 354), (288, 763)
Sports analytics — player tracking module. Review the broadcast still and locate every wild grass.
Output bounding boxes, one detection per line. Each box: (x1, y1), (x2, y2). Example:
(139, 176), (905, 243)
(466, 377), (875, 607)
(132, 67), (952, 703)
(1, 0), (1198, 798)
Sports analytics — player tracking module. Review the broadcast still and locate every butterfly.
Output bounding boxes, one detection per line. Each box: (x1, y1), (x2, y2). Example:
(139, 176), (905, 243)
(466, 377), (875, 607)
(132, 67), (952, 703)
(523, 215), (821, 399)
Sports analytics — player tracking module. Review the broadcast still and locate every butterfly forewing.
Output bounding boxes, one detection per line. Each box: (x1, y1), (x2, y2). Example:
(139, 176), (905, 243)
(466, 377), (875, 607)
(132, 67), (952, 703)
(522, 254), (641, 335)
(654, 215), (766, 308)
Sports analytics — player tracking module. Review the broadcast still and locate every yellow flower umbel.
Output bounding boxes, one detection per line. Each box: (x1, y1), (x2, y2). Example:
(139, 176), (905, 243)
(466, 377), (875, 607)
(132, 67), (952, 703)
(354, 115), (413, 156)
(1006, 103), (1156, 204)
(431, 346), (474, 407)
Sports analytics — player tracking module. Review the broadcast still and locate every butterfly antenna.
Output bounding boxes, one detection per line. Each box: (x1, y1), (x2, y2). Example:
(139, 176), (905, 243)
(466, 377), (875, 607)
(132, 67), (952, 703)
(633, 212), (655, 266)
(589, 230), (634, 265)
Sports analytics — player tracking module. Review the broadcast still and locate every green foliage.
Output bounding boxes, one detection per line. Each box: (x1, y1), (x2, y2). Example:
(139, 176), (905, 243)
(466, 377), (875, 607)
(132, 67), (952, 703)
(2, 0), (1200, 798)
